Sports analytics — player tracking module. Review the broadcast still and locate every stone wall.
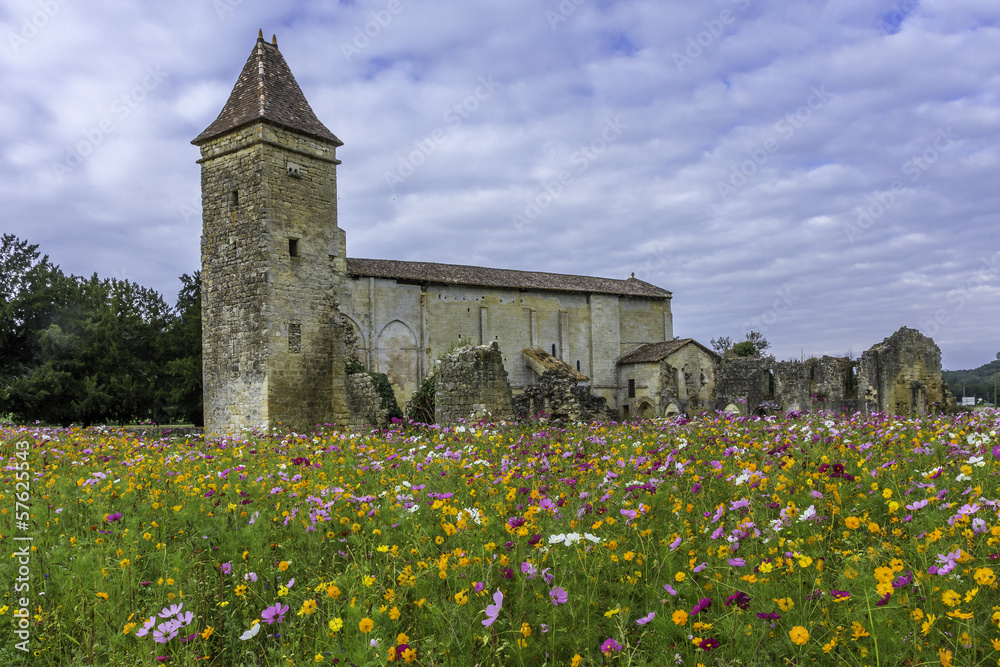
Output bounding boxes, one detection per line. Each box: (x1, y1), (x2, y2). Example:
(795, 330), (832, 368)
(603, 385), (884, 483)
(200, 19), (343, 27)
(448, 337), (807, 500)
(341, 279), (672, 411)
(513, 370), (618, 422)
(857, 327), (954, 415)
(346, 373), (390, 429)
(715, 355), (859, 415)
(434, 342), (514, 423)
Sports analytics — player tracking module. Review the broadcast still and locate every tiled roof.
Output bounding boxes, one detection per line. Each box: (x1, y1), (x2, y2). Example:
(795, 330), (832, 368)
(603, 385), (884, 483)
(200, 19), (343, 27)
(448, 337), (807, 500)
(616, 339), (721, 365)
(193, 33), (341, 146)
(345, 258), (672, 298)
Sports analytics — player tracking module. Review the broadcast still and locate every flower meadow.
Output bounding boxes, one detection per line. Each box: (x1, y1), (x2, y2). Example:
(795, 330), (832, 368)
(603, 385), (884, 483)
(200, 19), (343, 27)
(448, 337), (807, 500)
(2, 410), (1000, 666)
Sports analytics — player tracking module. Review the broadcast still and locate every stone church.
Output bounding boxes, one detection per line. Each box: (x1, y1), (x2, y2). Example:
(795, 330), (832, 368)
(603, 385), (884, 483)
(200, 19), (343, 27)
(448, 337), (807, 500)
(193, 33), (676, 434)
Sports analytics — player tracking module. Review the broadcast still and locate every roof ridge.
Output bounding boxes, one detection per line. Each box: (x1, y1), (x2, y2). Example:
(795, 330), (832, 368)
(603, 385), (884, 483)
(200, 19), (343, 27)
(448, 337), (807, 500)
(346, 257), (672, 298)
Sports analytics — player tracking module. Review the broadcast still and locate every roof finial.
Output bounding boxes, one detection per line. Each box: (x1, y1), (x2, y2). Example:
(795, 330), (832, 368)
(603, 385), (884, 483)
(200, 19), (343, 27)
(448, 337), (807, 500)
(258, 28), (264, 41)
(631, 272), (635, 279)
(271, 34), (278, 47)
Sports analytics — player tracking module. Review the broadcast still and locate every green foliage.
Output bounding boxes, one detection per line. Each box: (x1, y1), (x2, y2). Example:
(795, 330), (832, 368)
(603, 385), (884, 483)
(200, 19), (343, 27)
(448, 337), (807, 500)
(0, 235), (204, 426)
(369, 371), (404, 422)
(345, 356), (365, 375)
(724, 331), (772, 360)
(942, 357), (1000, 406)
(158, 272), (203, 426)
(407, 374), (435, 424)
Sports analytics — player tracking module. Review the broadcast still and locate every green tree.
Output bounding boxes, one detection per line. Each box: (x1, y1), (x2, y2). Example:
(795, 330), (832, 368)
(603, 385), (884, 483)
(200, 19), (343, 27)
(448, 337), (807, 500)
(159, 272), (203, 425)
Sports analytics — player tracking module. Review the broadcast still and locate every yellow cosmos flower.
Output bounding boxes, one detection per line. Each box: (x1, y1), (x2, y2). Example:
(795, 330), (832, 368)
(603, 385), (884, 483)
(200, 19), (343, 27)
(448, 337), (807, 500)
(298, 599), (317, 616)
(845, 516), (861, 529)
(278, 561), (290, 571)
(672, 610), (688, 626)
(773, 597), (794, 612)
(389, 606), (400, 620)
(96, 592), (109, 601)
(359, 617), (374, 633)
(974, 567), (996, 586)
(571, 655), (583, 667)
(235, 585), (247, 597)
(402, 648), (417, 663)
(201, 626), (213, 640)
(789, 626), (809, 646)
(941, 590), (961, 607)
(520, 622), (531, 638)
(851, 621), (869, 640)
(327, 584), (341, 599)
(329, 618), (344, 633)
(123, 622), (137, 634)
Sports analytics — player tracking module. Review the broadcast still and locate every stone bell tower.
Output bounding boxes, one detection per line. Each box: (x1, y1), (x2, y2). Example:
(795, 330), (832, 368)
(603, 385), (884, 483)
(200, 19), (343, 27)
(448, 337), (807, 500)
(193, 31), (350, 435)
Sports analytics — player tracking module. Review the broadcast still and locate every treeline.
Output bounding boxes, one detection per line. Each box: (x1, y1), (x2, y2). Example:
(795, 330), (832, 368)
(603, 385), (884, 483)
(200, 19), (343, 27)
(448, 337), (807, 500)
(943, 356), (1000, 406)
(0, 234), (202, 426)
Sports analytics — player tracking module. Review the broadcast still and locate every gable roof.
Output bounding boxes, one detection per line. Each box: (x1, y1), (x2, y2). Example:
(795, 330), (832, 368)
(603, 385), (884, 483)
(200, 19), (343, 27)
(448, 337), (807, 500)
(617, 338), (721, 365)
(345, 258), (672, 299)
(192, 32), (342, 146)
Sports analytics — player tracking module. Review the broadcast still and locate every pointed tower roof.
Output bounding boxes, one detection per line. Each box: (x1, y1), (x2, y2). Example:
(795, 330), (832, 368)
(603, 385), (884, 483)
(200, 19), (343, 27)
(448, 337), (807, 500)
(193, 32), (341, 146)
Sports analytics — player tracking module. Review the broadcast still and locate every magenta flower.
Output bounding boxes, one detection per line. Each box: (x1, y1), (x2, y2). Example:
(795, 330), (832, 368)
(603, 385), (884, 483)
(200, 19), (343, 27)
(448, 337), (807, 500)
(692, 597), (711, 615)
(549, 587), (568, 606)
(830, 589), (850, 601)
(221, 562), (232, 575)
(601, 638), (623, 654)
(668, 536), (682, 551)
(728, 558), (746, 567)
(636, 612), (655, 625)
(106, 512), (123, 523)
(482, 589), (503, 627)
(663, 583), (677, 596)
(261, 602), (289, 625)
(474, 581), (484, 593)
(521, 562), (538, 579)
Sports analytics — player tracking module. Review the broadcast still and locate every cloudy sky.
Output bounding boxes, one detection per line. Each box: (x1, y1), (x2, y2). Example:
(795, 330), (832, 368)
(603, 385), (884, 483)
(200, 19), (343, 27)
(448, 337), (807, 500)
(1, 0), (997, 369)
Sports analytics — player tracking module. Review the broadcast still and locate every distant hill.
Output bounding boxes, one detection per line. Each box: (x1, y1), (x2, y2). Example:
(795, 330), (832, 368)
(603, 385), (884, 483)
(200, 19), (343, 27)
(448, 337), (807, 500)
(943, 358), (1000, 406)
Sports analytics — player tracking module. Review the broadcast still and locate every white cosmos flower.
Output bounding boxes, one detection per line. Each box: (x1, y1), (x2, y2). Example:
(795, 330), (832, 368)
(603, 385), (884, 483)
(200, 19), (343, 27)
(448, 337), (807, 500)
(239, 622), (261, 641)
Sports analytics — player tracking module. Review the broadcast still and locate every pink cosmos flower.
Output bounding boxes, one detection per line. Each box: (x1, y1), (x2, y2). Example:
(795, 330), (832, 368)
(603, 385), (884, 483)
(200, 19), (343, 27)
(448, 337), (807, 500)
(549, 587), (568, 605)
(482, 589), (503, 627)
(636, 612), (655, 625)
(261, 602), (289, 625)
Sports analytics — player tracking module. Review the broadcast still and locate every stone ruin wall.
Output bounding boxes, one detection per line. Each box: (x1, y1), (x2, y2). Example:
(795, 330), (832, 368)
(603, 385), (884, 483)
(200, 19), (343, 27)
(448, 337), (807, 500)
(434, 342), (514, 424)
(514, 370), (618, 422)
(857, 327), (954, 415)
